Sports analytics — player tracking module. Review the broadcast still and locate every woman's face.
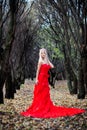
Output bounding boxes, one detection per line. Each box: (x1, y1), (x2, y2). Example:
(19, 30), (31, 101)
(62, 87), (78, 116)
(41, 50), (46, 59)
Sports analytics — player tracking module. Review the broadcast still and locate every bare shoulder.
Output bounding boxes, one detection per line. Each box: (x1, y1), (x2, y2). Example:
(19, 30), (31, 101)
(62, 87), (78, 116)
(38, 61), (43, 66)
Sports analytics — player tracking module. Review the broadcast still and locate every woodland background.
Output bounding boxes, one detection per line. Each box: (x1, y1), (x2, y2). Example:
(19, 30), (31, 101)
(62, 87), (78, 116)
(0, 0), (87, 129)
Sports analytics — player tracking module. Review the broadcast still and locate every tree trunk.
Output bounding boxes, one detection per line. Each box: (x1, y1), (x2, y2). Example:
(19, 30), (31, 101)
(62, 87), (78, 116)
(77, 57), (85, 99)
(5, 1), (17, 99)
(66, 67), (73, 94)
(0, 70), (5, 103)
(0, 1), (2, 46)
(63, 45), (77, 94)
(0, 1), (4, 104)
(72, 76), (77, 94)
(83, 58), (87, 94)
(5, 70), (14, 99)
(82, 47), (87, 94)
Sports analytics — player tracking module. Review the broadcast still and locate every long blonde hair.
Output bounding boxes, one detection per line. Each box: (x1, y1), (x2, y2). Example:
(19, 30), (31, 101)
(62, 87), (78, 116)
(38, 48), (49, 64)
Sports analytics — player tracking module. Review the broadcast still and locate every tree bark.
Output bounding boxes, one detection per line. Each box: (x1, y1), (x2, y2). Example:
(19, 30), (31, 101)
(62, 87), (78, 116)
(5, 70), (14, 99)
(0, 0), (4, 103)
(0, 1), (2, 46)
(0, 70), (6, 103)
(5, 0), (17, 99)
(77, 57), (85, 99)
(72, 76), (77, 94)
(63, 45), (77, 94)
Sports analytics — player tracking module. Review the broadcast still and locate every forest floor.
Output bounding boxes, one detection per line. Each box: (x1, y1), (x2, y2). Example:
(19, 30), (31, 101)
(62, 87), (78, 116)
(0, 80), (87, 130)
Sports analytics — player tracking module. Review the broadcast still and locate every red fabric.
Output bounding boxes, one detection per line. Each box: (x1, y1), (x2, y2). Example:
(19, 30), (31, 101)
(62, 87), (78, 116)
(20, 64), (85, 118)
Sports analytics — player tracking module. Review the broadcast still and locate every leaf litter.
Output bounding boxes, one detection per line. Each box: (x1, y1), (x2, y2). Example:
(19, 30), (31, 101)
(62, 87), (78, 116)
(0, 80), (87, 130)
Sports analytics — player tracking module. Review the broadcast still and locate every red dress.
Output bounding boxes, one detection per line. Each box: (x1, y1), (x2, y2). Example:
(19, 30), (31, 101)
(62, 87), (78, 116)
(20, 64), (85, 118)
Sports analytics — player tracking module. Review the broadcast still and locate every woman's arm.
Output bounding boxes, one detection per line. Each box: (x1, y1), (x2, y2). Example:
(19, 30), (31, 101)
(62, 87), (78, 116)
(48, 61), (54, 68)
(35, 61), (42, 84)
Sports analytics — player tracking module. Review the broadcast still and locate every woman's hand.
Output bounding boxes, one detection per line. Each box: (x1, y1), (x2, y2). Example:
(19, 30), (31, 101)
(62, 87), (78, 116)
(49, 61), (54, 68)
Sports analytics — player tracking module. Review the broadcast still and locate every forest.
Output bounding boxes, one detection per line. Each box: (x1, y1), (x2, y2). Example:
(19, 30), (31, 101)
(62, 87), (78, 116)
(0, 0), (87, 129)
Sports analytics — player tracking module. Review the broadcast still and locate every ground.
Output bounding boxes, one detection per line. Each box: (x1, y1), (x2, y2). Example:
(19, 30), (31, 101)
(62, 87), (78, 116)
(0, 80), (87, 130)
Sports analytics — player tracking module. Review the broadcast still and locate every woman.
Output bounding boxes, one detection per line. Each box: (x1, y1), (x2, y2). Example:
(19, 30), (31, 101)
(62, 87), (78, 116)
(20, 48), (85, 118)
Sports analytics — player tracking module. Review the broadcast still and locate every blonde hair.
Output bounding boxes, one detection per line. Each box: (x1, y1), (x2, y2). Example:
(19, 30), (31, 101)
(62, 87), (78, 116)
(38, 48), (49, 64)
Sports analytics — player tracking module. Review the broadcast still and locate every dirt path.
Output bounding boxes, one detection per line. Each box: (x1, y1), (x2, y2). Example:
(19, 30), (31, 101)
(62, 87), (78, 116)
(0, 80), (87, 130)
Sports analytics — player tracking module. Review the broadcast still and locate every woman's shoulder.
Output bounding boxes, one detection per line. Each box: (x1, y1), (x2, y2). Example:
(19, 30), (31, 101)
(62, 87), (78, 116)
(38, 61), (43, 66)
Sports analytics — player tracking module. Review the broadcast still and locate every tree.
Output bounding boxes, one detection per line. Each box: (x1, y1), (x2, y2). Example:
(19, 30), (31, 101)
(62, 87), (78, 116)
(35, 0), (87, 98)
(0, 0), (4, 103)
(0, 0), (41, 103)
(0, 0), (21, 103)
(48, 0), (87, 99)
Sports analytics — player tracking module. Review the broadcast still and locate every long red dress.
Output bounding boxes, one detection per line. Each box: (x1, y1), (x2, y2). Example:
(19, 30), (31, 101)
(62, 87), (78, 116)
(20, 64), (85, 118)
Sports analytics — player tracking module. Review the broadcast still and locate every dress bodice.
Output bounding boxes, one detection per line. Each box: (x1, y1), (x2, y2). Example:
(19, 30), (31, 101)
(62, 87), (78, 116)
(39, 64), (51, 74)
(38, 64), (51, 81)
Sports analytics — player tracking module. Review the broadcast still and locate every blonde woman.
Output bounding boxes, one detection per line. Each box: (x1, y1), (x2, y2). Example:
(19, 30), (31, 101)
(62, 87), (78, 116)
(35, 48), (54, 85)
(20, 48), (85, 118)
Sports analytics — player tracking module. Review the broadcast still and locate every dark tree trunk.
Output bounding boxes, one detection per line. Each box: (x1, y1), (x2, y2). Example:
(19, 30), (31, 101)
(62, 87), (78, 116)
(14, 79), (20, 90)
(0, 1), (2, 46)
(66, 68), (73, 94)
(72, 76), (78, 94)
(5, 70), (14, 99)
(63, 45), (77, 94)
(63, 47), (72, 93)
(77, 57), (85, 99)
(83, 58), (87, 94)
(0, 1), (4, 104)
(5, 0), (18, 99)
(1, 1), (18, 101)
(77, 22), (87, 99)
(66, 67), (77, 94)
(82, 46), (87, 94)
(0, 70), (5, 103)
